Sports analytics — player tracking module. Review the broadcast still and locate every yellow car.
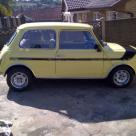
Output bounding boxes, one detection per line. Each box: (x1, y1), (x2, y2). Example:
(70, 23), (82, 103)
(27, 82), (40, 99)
(0, 22), (136, 90)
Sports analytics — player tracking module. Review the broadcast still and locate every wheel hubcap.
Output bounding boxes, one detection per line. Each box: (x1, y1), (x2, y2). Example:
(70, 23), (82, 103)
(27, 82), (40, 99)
(11, 72), (28, 89)
(113, 70), (130, 86)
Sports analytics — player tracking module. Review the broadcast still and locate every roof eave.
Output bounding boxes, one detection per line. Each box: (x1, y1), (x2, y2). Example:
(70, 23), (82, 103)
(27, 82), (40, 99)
(68, 6), (116, 12)
(66, 0), (129, 12)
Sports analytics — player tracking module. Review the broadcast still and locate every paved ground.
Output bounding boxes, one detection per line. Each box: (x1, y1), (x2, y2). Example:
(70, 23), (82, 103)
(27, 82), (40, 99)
(1, 76), (136, 136)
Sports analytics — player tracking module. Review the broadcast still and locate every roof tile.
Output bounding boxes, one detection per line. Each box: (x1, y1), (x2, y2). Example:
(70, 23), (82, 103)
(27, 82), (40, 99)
(65, 0), (122, 11)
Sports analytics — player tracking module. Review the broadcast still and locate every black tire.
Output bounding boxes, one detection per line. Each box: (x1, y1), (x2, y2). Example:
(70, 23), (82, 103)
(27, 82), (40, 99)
(7, 68), (33, 91)
(108, 66), (134, 88)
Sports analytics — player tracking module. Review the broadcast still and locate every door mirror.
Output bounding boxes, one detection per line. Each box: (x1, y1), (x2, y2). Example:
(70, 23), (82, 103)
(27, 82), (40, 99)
(101, 40), (108, 47)
(97, 46), (101, 52)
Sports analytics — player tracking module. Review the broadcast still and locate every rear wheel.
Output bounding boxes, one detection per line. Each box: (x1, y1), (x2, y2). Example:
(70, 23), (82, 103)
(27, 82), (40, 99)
(109, 66), (134, 88)
(7, 68), (33, 91)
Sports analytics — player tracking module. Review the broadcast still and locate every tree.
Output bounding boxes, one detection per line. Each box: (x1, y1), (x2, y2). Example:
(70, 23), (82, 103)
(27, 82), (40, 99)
(0, 0), (13, 17)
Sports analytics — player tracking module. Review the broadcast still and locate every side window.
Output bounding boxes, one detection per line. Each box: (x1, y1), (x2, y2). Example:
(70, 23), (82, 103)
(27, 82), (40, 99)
(20, 30), (56, 49)
(60, 31), (97, 50)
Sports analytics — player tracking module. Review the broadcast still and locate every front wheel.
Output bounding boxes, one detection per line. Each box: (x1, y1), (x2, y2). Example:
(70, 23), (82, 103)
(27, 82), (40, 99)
(7, 68), (33, 91)
(109, 67), (134, 88)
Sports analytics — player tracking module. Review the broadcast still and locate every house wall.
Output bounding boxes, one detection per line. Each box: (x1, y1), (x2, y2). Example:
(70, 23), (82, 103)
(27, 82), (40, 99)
(112, 0), (136, 19)
(66, 0), (136, 22)
(63, 0), (136, 22)
(72, 11), (102, 23)
(106, 11), (131, 20)
(124, 0), (136, 17)
(72, 11), (89, 23)
(72, 10), (130, 23)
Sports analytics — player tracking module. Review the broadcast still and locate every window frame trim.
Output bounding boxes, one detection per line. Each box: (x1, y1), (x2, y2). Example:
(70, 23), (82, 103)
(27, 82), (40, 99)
(7, 32), (17, 46)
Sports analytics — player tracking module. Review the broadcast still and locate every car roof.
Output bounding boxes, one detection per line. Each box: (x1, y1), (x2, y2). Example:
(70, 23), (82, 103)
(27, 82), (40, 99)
(17, 22), (93, 30)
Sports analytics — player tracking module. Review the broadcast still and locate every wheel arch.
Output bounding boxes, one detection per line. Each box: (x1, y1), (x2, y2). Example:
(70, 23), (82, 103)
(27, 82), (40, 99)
(4, 64), (35, 77)
(108, 64), (135, 78)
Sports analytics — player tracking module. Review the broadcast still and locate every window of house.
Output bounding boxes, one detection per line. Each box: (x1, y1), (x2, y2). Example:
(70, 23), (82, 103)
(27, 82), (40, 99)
(20, 30), (56, 49)
(77, 13), (82, 22)
(82, 13), (87, 22)
(93, 12), (101, 21)
(73, 14), (78, 22)
(111, 11), (117, 20)
(60, 31), (97, 50)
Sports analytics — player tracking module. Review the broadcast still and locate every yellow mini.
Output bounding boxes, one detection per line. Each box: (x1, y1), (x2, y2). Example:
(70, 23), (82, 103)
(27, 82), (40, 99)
(0, 22), (136, 90)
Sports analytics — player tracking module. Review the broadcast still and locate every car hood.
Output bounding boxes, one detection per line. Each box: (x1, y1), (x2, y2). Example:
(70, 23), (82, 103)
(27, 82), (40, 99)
(104, 42), (126, 51)
(104, 42), (136, 60)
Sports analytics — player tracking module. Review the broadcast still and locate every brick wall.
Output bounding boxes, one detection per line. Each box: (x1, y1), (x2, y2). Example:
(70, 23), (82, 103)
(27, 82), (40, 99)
(14, 6), (62, 21)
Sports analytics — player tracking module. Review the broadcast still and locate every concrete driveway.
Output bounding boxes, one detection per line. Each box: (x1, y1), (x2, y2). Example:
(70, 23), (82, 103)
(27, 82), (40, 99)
(0, 75), (136, 136)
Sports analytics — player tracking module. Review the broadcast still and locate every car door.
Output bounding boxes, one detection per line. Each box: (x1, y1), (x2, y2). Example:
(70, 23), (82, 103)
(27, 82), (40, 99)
(56, 30), (104, 78)
(10, 29), (56, 78)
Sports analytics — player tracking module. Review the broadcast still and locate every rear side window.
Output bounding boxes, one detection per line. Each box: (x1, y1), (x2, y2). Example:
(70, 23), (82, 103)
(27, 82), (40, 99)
(20, 30), (56, 49)
(60, 31), (97, 50)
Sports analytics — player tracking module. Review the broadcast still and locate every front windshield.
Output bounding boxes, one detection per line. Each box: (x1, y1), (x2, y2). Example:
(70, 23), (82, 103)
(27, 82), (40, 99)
(7, 32), (17, 46)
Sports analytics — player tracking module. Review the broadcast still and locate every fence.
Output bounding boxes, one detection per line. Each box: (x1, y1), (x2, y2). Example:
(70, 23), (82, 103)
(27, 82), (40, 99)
(0, 16), (25, 29)
(105, 18), (136, 46)
(0, 16), (25, 50)
(93, 18), (136, 46)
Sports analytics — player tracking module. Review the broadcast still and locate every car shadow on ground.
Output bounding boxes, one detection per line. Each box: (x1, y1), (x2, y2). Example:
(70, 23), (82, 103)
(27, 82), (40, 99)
(7, 79), (136, 123)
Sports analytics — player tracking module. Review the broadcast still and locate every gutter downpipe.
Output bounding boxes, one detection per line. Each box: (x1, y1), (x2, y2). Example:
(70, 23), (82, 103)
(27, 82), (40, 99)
(63, 0), (73, 22)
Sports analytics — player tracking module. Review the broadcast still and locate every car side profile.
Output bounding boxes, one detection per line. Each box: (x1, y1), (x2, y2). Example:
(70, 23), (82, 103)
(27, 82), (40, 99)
(0, 22), (136, 90)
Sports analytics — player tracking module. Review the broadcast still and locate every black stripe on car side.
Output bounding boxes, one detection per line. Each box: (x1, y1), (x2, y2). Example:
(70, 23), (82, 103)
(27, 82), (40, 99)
(10, 46), (136, 61)
(10, 57), (123, 61)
